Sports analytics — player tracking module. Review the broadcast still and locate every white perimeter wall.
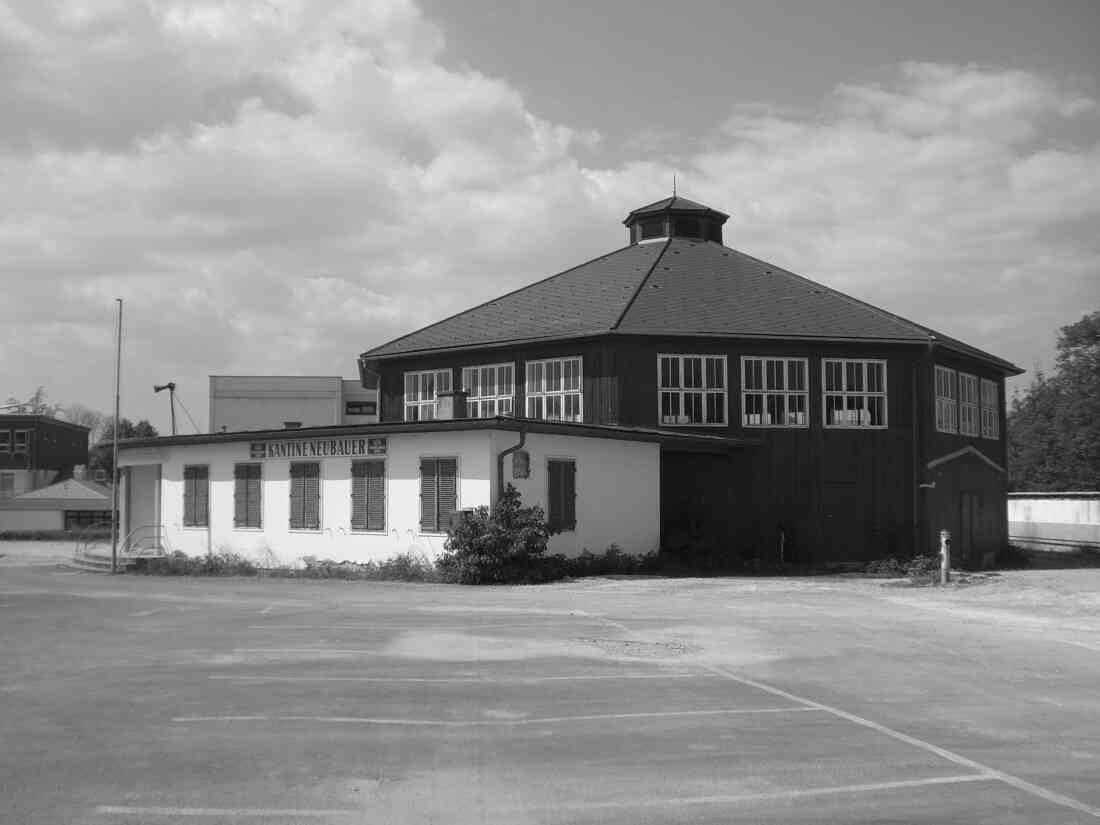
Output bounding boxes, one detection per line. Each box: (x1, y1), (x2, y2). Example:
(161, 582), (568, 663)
(119, 428), (661, 566)
(491, 431), (660, 558)
(0, 509), (63, 530)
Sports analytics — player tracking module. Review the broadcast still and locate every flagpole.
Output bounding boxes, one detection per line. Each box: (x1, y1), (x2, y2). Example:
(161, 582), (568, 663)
(110, 298), (122, 574)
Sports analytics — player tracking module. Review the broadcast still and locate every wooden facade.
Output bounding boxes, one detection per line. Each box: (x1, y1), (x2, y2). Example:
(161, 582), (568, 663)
(371, 333), (1011, 567)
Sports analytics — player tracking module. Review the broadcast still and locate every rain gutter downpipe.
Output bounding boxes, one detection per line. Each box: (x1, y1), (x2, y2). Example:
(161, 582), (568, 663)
(496, 425), (527, 502)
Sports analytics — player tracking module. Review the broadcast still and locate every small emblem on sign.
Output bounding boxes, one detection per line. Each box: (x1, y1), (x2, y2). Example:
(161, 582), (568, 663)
(250, 443), (266, 459)
(368, 438), (387, 455)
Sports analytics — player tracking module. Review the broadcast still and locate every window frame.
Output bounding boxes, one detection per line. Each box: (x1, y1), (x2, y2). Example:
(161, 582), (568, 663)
(0, 471), (14, 499)
(344, 400), (376, 417)
(461, 362), (516, 418)
(288, 461), (322, 531)
(182, 464), (210, 528)
(403, 368), (453, 422)
(12, 430), (29, 453)
(419, 456), (459, 534)
(350, 458), (387, 533)
(232, 462), (263, 530)
(525, 357), (583, 422)
(546, 457), (577, 532)
(980, 378), (1000, 440)
(0, 430), (9, 453)
(934, 365), (958, 434)
(822, 358), (889, 429)
(740, 356), (809, 428)
(657, 353), (729, 427)
(958, 372), (980, 437)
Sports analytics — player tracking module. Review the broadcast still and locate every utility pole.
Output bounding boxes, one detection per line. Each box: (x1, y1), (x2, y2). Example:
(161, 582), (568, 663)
(154, 382), (177, 436)
(110, 299), (122, 574)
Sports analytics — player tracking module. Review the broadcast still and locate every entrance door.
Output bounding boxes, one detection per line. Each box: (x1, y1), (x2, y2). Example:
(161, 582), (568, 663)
(822, 482), (865, 561)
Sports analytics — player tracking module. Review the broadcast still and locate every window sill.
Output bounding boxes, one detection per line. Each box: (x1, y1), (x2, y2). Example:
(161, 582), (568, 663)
(659, 422), (728, 428)
(351, 529), (387, 534)
(823, 425), (889, 430)
(289, 528), (323, 533)
(182, 525), (210, 530)
(233, 526), (264, 532)
(742, 423), (810, 429)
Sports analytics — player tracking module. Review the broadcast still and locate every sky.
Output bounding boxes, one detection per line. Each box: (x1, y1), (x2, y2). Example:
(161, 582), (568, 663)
(1, 0), (1097, 433)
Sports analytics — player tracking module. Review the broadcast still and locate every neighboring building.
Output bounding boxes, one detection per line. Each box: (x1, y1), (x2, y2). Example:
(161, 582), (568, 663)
(0, 477), (113, 532)
(357, 196), (1024, 568)
(1008, 492), (1100, 552)
(0, 414), (90, 499)
(117, 418), (737, 563)
(209, 376), (377, 433)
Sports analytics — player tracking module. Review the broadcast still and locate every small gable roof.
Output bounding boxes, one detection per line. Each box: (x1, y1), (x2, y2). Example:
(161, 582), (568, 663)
(15, 478), (111, 501)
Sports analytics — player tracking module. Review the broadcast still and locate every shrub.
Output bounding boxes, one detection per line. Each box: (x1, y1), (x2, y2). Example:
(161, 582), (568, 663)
(905, 554), (941, 585)
(864, 557), (906, 578)
(436, 485), (556, 584)
(141, 550), (257, 576)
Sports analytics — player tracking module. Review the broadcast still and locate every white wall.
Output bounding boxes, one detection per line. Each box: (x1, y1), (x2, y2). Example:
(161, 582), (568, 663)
(123, 430), (494, 565)
(1008, 495), (1100, 525)
(119, 427), (661, 566)
(0, 509), (63, 530)
(492, 431), (661, 558)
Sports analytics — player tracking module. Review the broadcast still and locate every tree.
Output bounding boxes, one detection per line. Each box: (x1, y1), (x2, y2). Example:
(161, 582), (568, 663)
(1008, 310), (1100, 491)
(62, 403), (108, 446)
(3, 386), (63, 417)
(89, 417), (160, 479)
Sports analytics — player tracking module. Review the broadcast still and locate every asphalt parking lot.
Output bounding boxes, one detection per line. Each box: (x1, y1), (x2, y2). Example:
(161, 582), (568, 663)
(1, 564), (1098, 824)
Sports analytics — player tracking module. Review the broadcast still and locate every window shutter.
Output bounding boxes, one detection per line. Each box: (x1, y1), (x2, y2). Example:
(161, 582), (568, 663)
(352, 460), (385, 531)
(547, 460), (576, 531)
(290, 462), (320, 529)
(246, 466), (261, 528)
(420, 458), (437, 531)
(184, 466), (209, 527)
(563, 461), (576, 530)
(234, 464), (261, 528)
(437, 459), (457, 529)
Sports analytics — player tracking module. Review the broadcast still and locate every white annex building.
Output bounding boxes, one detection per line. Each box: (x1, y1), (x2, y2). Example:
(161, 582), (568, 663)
(117, 412), (730, 565)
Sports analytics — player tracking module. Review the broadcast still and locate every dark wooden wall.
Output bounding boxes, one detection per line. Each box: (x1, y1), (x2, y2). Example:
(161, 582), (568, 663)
(375, 334), (1012, 565)
(0, 416), (89, 472)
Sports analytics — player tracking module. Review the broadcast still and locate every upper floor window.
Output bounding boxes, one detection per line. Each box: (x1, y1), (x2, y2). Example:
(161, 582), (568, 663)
(959, 373), (980, 436)
(638, 217), (665, 240)
(742, 357), (808, 427)
(404, 369), (452, 421)
(462, 363), (515, 418)
(526, 357), (582, 422)
(345, 400), (376, 417)
(823, 359), (887, 428)
(934, 365), (957, 434)
(0, 431), (9, 453)
(981, 379), (1000, 439)
(12, 430), (29, 453)
(659, 354), (726, 426)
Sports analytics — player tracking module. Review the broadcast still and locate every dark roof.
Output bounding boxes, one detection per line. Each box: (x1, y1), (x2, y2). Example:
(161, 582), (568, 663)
(116, 417), (758, 451)
(625, 196), (729, 222)
(362, 235), (1022, 374)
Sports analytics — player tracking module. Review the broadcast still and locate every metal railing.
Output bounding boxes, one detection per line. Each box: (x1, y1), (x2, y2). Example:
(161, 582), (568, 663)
(119, 524), (172, 558)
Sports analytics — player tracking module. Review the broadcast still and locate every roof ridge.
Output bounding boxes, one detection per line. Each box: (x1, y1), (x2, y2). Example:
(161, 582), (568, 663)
(359, 243), (638, 359)
(611, 239), (671, 330)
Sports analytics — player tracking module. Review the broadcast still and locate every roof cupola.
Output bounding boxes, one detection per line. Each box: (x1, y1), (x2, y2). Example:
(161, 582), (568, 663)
(623, 196), (729, 245)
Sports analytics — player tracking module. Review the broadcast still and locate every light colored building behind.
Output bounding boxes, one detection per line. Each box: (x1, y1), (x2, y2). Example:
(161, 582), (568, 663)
(209, 376), (378, 433)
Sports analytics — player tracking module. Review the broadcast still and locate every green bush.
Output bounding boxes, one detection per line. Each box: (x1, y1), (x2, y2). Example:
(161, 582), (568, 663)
(436, 485), (557, 584)
(864, 557), (906, 578)
(299, 552), (436, 581)
(905, 554), (941, 584)
(140, 550), (257, 576)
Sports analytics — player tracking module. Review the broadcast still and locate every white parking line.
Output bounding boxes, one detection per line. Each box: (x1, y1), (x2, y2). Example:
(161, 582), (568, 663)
(245, 621), (596, 630)
(701, 661), (1100, 818)
(209, 672), (697, 683)
(594, 615), (1100, 820)
(96, 805), (353, 818)
(172, 707), (817, 727)
(512, 773), (998, 813)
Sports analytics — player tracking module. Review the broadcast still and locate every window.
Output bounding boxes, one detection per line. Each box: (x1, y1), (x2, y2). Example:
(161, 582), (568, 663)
(526, 357), (582, 422)
(233, 463), (262, 529)
(0, 472), (14, 499)
(674, 218), (701, 238)
(289, 462), (321, 530)
(742, 357), (808, 427)
(981, 379), (1000, 439)
(344, 401), (377, 417)
(404, 369), (452, 421)
(65, 510), (114, 530)
(547, 459), (576, 531)
(0, 431), (9, 453)
(638, 217), (665, 240)
(934, 366), (957, 434)
(959, 373), (980, 436)
(462, 363), (515, 417)
(823, 359), (888, 428)
(659, 354), (727, 425)
(420, 457), (457, 533)
(183, 465), (209, 527)
(13, 430), (29, 453)
(351, 460), (385, 532)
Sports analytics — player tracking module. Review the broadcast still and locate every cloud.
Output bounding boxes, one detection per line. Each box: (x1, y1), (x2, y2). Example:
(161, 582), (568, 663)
(0, 3), (1096, 426)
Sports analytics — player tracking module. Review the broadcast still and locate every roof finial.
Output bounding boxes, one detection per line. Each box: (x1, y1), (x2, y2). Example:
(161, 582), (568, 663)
(672, 173), (677, 197)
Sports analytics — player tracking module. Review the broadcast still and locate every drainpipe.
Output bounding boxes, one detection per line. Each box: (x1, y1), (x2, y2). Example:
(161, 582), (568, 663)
(496, 426), (527, 503)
